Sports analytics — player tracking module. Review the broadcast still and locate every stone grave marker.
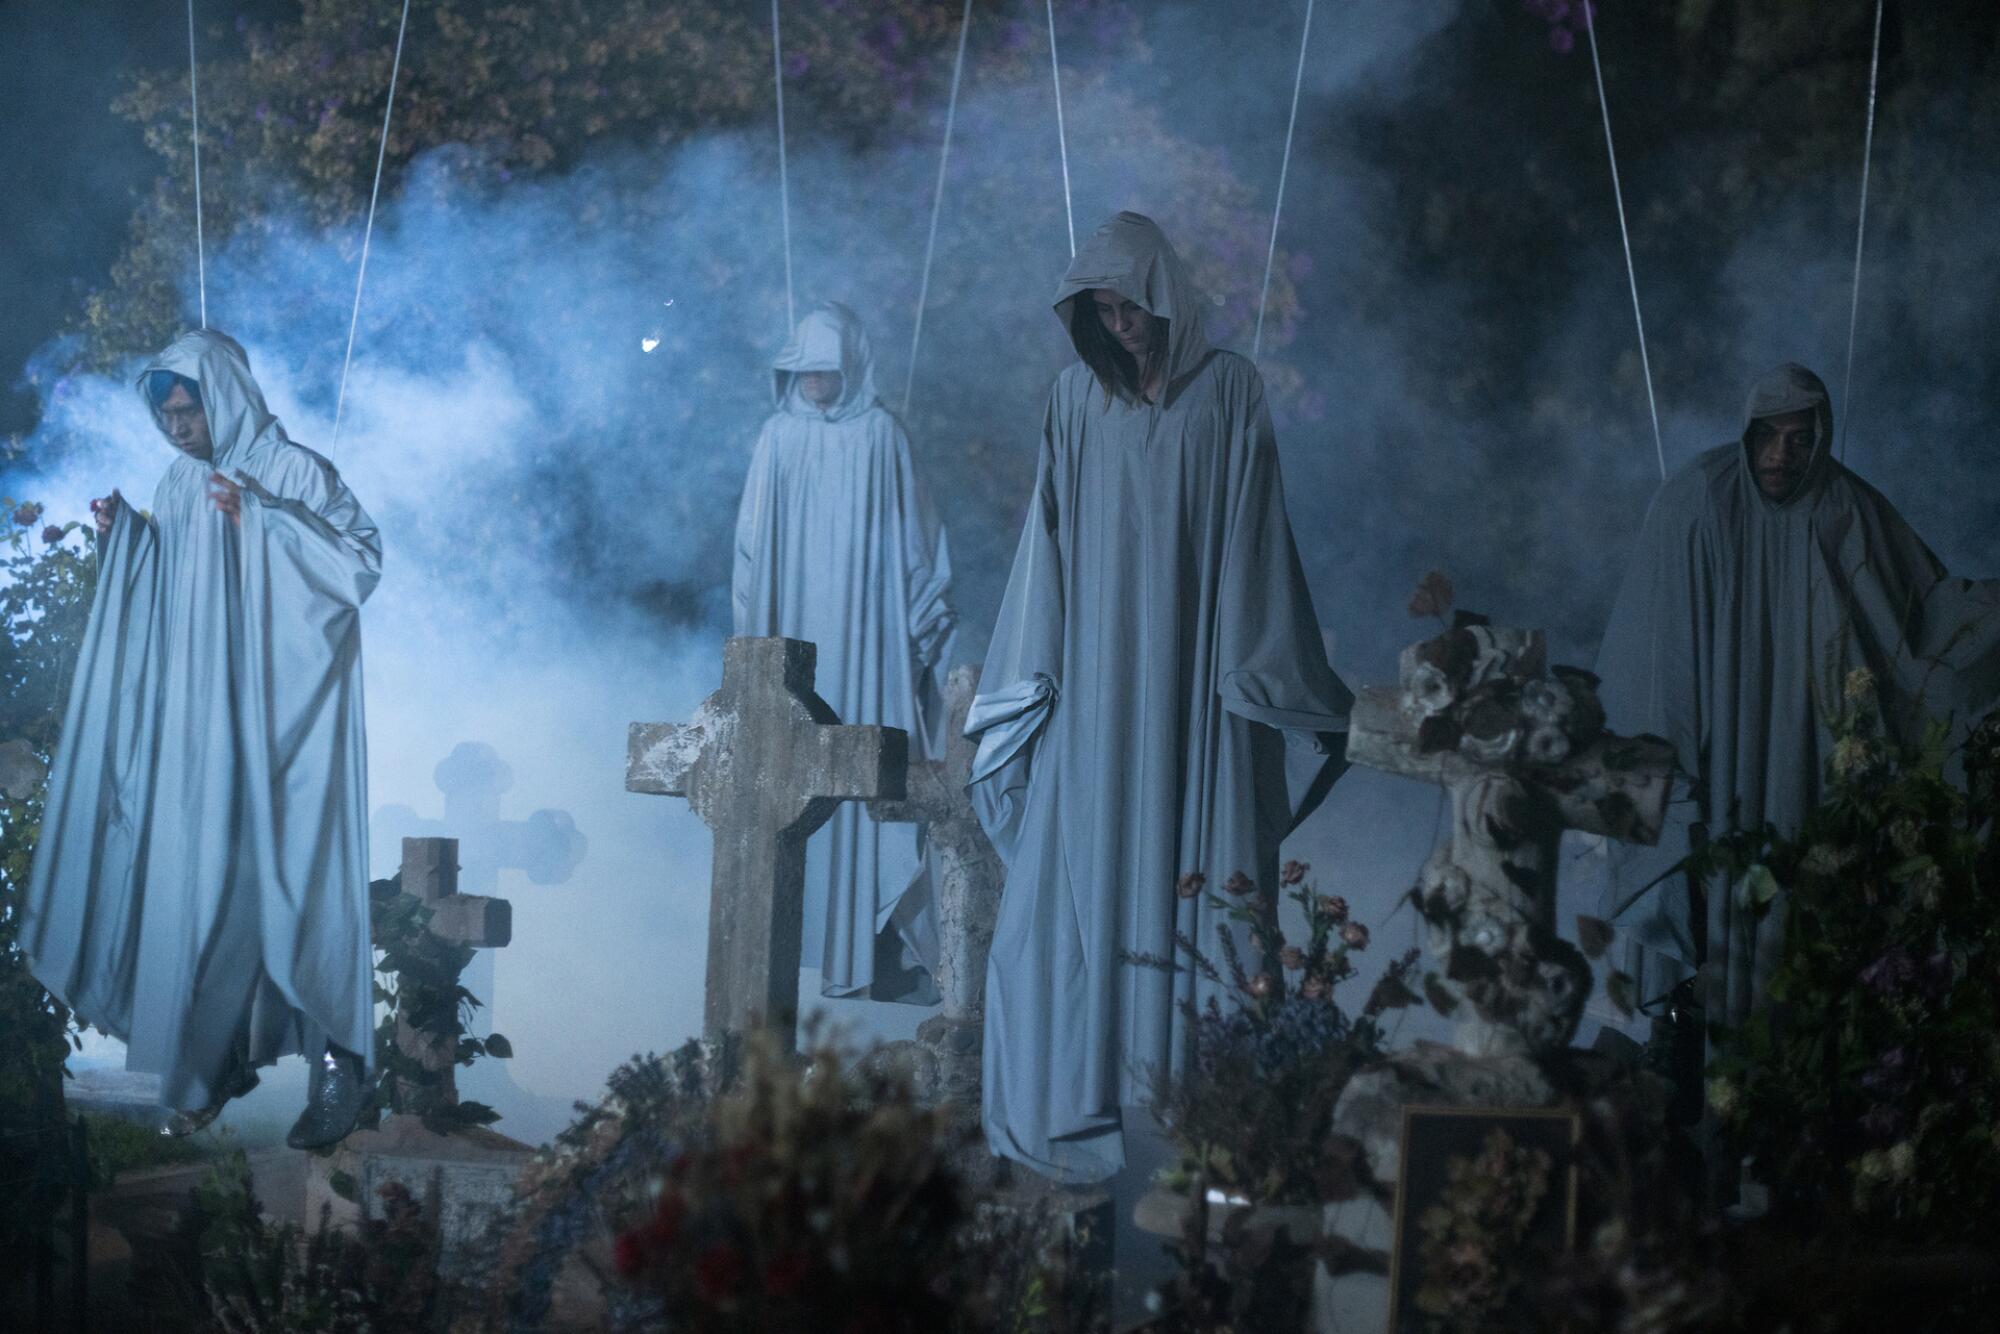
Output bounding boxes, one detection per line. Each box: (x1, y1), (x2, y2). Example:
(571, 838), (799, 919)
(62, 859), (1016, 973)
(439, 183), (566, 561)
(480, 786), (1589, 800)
(627, 635), (907, 1051)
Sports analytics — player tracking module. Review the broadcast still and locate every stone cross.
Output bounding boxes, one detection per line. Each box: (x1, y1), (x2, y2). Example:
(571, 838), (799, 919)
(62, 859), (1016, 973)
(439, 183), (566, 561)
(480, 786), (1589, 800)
(388, 836), (513, 1108)
(1346, 625), (1675, 1056)
(867, 663), (1004, 1023)
(626, 636), (908, 1051)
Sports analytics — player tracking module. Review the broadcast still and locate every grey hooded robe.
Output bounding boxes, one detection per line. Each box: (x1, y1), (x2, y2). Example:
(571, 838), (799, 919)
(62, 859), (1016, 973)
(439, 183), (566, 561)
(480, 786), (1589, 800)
(967, 213), (1352, 1182)
(1595, 363), (2000, 1026)
(733, 302), (955, 1000)
(22, 330), (381, 1111)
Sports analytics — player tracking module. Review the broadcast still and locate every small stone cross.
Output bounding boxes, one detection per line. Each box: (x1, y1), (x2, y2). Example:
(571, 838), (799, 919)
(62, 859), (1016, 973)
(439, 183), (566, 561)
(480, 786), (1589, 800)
(626, 636), (908, 1051)
(868, 664), (1004, 1022)
(389, 836), (512, 1107)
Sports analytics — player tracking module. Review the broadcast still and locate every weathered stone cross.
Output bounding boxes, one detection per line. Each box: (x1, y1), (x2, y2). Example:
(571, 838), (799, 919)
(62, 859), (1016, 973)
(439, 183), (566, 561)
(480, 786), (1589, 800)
(385, 836), (512, 1108)
(867, 663), (1004, 1023)
(626, 636), (908, 1051)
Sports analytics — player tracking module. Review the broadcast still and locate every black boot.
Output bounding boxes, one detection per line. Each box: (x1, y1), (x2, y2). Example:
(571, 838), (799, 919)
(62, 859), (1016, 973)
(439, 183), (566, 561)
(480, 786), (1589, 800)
(286, 1045), (379, 1151)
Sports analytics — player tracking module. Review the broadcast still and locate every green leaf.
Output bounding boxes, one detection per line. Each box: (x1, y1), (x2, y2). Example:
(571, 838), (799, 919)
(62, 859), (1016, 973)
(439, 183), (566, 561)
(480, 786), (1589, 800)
(1738, 864), (1782, 911)
(328, 1168), (359, 1203)
(482, 1033), (513, 1059)
(1575, 915), (1615, 960)
(1605, 971), (1638, 1018)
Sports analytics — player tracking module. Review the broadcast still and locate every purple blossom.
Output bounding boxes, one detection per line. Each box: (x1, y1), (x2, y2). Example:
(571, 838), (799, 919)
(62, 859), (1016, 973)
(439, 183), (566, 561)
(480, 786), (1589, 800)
(1549, 26), (1576, 55)
(1859, 1046), (1910, 1097)
(1859, 947), (1917, 996)
(1859, 1102), (1905, 1143)
(784, 53), (809, 79)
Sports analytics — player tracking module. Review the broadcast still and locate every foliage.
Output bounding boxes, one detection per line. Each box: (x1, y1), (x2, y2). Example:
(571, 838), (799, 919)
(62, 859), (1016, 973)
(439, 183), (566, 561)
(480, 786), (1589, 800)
(1693, 672), (2000, 1245)
(191, 1149), (447, 1333)
(609, 1025), (969, 1334)
(367, 871), (511, 1135)
(483, 1036), (737, 1331)
(0, 500), (95, 1284)
(1130, 861), (1420, 1206)
(82, 1109), (224, 1186)
(85, 0), (1145, 367)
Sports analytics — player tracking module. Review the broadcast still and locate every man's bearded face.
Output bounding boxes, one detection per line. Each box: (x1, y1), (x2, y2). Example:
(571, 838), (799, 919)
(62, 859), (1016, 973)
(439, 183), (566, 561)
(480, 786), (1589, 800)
(1749, 409), (1814, 500)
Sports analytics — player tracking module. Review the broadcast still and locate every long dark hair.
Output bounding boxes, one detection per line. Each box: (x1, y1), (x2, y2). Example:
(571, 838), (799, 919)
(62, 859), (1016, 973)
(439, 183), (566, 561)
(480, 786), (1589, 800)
(1069, 294), (1169, 405)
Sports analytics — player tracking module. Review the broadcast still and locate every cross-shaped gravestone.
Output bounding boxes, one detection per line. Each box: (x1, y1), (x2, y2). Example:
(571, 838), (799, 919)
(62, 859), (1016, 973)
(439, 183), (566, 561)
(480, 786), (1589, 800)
(868, 663), (1004, 1022)
(374, 743), (588, 896)
(627, 636), (908, 1051)
(382, 836), (513, 1109)
(1346, 625), (1676, 1055)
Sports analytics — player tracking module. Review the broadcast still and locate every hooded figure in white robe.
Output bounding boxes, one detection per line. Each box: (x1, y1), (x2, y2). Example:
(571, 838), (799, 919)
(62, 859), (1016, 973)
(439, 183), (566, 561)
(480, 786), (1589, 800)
(966, 212), (1352, 1183)
(733, 302), (955, 1002)
(1595, 363), (2000, 1028)
(22, 330), (381, 1140)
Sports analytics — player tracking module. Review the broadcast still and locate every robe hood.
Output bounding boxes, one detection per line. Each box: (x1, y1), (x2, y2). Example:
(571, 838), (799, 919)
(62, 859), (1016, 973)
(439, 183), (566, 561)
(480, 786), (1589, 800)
(1737, 362), (1835, 510)
(772, 302), (880, 423)
(1053, 211), (1213, 399)
(140, 329), (283, 471)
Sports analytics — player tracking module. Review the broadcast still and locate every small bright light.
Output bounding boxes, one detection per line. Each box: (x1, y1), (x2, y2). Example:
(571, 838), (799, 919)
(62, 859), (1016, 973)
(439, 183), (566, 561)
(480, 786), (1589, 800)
(641, 337), (660, 353)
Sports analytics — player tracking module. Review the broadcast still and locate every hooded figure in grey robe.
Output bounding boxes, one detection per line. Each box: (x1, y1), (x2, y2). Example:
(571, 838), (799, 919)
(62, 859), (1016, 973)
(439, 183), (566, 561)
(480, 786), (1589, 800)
(22, 330), (381, 1113)
(1595, 363), (2000, 1028)
(966, 212), (1352, 1183)
(733, 302), (955, 1002)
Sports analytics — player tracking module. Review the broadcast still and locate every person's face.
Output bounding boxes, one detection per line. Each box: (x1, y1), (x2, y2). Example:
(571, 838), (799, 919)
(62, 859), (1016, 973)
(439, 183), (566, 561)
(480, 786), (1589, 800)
(1092, 291), (1155, 360)
(157, 384), (213, 460)
(797, 370), (842, 409)
(1748, 408), (1815, 499)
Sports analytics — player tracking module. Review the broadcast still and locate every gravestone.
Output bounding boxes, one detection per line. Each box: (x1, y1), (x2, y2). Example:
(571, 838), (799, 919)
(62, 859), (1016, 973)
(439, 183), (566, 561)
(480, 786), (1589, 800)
(866, 664), (1005, 1107)
(627, 635), (908, 1051)
(305, 837), (534, 1280)
(1317, 625), (1676, 1333)
(373, 743), (586, 1119)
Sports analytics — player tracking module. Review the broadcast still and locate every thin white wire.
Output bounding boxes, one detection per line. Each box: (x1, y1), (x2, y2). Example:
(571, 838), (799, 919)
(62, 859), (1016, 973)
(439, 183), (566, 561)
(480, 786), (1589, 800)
(331, 0), (413, 450)
(772, 0), (796, 330)
(187, 0), (207, 329)
(904, 0), (975, 418)
(1253, 0), (1316, 360)
(1840, 0), (1886, 462)
(1583, 5), (1666, 482)
(1046, 0), (1075, 257)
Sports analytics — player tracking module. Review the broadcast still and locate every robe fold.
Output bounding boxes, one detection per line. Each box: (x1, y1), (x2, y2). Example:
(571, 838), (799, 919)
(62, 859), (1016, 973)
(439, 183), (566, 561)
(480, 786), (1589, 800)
(968, 212), (1352, 1182)
(23, 330), (380, 1111)
(1595, 363), (2000, 1027)
(732, 302), (955, 1001)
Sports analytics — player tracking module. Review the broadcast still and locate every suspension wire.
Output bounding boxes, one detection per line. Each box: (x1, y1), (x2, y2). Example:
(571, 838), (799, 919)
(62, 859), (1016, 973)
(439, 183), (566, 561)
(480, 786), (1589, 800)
(1046, 0), (1075, 257)
(772, 0), (796, 330)
(331, 0), (413, 450)
(1840, 0), (1886, 461)
(187, 0), (207, 328)
(1253, 0), (1316, 360)
(1583, 3), (1667, 482)
(904, 0), (975, 418)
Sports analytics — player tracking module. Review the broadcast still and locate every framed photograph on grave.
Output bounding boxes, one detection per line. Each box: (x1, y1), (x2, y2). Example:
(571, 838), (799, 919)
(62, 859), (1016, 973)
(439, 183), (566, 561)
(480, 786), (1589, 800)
(1386, 1104), (1581, 1334)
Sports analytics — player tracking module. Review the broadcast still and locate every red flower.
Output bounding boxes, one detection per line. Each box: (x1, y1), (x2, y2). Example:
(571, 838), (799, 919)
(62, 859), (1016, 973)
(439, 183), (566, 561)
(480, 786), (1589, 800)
(693, 1242), (745, 1303)
(1341, 921), (1370, 949)
(650, 1191), (685, 1247)
(13, 502), (42, 526)
(614, 1228), (650, 1276)
(41, 525), (63, 544)
(1175, 871), (1206, 899)
(1317, 894), (1349, 924)
(1281, 860), (1310, 886)
(1279, 945), (1307, 971)
(763, 1248), (812, 1298)
(1223, 871), (1256, 897)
